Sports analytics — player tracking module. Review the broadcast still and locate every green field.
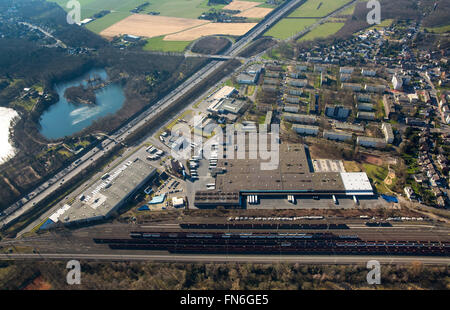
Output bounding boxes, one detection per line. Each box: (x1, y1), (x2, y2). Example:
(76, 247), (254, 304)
(424, 24), (450, 34)
(265, 18), (318, 40)
(143, 36), (192, 52)
(368, 18), (394, 30)
(363, 163), (391, 194)
(289, 0), (353, 18)
(338, 2), (356, 16)
(298, 22), (344, 41)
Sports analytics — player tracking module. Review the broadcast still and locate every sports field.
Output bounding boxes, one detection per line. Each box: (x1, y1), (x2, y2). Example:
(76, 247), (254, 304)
(289, 0), (353, 18)
(298, 22), (345, 42)
(265, 18), (318, 40)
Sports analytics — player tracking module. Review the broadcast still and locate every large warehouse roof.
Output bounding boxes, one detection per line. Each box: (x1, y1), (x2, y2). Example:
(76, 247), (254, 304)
(340, 172), (373, 195)
(53, 158), (156, 224)
(212, 144), (373, 195)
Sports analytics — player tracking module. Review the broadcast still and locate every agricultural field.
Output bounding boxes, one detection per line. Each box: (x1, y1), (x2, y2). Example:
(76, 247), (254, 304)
(99, 14), (209, 39)
(49, 0), (271, 51)
(288, 0), (353, 18)
(49, 0), (229, 33)
(265, 18), (318, 40)
(298, 22), (345, 42)
(223, 0), (261, 11)
(236, 7), (273, 18)
(164, 22), (257, 41)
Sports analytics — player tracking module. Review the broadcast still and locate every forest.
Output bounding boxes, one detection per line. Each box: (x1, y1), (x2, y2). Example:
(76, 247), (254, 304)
(0, 260), (448, 290)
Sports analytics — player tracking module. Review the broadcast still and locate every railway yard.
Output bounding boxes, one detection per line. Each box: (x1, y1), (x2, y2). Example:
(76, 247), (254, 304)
(1, 214), (449, 263)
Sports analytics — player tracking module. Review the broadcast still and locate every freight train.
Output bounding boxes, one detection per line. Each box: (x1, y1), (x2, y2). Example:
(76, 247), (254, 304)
(93, 232), (450, 256)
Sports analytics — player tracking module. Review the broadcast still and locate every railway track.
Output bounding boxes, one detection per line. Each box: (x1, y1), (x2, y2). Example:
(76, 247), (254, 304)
(93, 232), (450, 256)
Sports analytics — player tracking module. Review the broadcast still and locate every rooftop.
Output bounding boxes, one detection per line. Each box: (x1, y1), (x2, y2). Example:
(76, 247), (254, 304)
(55, 158), (156, 224)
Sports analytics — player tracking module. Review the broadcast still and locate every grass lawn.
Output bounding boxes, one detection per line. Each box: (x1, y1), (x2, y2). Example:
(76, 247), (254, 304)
(367, 19), (394, 30)
(338, 3), (356, 16)
(143, 36), (192, 52)
(289, 0), (353, 18)
(424, 25), (450, 34)
(11, 98), (38, 112)
(343, 161), (362, 172)
(246, 85), (256, 96)
(298, 22), (345, 42)
(363, 163), (391, 194)
(265, 18), (318, 40)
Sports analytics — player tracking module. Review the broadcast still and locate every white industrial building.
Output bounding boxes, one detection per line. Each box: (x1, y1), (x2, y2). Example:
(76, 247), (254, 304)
(340, 173), (373, 196)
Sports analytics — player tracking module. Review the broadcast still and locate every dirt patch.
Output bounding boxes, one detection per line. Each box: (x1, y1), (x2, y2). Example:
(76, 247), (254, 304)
(191, 36), (231, 54)
(360, 153), (383, 166)
(236, 7), (273, 18)
(14, 165), (41, 187)
(23, 275), (52, 290)
(100, 14), (209, 39)
(384, 166), (396, 186)
(164, 22), (257, 41)
(223, 1), (260, 11)
(343, 161), (362, 172)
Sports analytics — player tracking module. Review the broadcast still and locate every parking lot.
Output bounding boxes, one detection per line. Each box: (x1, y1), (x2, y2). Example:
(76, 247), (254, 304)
(312, 159), (346, 172)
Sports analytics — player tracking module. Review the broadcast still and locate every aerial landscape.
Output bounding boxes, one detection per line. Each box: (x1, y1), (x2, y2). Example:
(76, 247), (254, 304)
(0, 0), (449, 294)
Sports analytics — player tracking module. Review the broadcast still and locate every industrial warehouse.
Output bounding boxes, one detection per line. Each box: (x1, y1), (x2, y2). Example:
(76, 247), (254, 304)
(194, 144), (373, 208)
(41, 158), (157, 228)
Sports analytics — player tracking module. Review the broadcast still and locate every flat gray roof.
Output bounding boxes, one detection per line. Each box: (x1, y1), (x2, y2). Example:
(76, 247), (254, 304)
(214, 144), (346, 193)
(56, 158), (156, 224)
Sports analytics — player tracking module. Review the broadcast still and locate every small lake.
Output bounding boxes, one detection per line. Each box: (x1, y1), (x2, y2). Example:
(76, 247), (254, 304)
(0, 107), (19, 165)
(39, 68), (125, 140)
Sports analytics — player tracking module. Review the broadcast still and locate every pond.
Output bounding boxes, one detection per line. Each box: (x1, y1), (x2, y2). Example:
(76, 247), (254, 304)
(39, 68), (125, 140)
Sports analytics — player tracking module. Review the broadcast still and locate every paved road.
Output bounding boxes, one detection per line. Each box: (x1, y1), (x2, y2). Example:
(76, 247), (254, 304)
(0, 253), (448, 265)
(0, 0), (305, 229)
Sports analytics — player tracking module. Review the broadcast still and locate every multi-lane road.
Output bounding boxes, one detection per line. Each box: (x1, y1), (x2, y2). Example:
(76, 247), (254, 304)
(0, 0), (305, 229)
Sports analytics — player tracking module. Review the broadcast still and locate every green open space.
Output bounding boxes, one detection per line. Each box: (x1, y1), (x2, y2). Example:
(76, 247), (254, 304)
(143, 36), (192, 52)
(289, 0), (353, 18)
(298, 22), (345, 42)
(424, 24), (450, 34)
(265, 18), (318, 40)
(363, 163), (391, 194)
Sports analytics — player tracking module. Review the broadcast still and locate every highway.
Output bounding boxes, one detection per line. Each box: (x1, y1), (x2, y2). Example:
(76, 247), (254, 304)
(0, 0), (305, 229)
(0, 253), (449, 265)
